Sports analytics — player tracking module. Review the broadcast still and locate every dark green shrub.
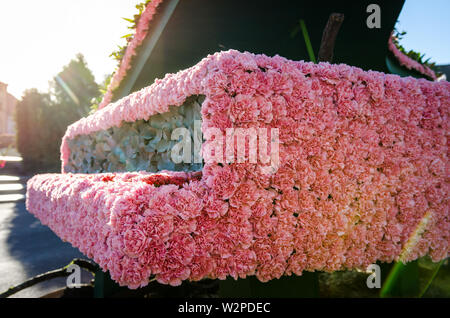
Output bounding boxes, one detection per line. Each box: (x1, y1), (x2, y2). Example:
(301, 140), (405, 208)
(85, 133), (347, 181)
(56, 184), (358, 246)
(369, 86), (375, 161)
(15, 54), (100, 171)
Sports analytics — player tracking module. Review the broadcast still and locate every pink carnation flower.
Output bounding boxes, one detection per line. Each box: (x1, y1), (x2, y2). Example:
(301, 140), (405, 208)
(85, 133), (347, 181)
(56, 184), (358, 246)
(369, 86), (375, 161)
(122, 227), (149, 258)
(229, 93), (260, 123)
(229, 180), (260, 208)
(170, 188), (203, 220)
(204, 164), (239, 200)
(28, 49), (449, 289)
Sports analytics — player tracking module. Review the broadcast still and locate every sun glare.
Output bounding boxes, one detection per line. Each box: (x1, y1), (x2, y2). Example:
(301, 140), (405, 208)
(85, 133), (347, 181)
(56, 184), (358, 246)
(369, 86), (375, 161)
(0, 0), (142, 98)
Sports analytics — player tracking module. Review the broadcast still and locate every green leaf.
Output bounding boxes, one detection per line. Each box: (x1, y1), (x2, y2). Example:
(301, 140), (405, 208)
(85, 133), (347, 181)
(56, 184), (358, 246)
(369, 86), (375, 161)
(299, 19), (316, 64)
(112, 146), (126, 164)
(380, 260), (420, 298)
(418, 259), (445, 297)
(67, 95), (205, 173)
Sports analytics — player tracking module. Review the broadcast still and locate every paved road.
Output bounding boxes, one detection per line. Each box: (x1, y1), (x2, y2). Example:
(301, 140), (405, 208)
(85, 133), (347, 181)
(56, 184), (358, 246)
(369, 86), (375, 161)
(0, 170), (92, 297)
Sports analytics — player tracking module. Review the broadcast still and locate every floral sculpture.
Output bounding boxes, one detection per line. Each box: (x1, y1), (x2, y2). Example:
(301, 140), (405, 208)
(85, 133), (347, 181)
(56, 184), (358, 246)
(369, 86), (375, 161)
(99, 0), (163, 109)
(388, 35), (437, 81)
(27, 49), (449, 289)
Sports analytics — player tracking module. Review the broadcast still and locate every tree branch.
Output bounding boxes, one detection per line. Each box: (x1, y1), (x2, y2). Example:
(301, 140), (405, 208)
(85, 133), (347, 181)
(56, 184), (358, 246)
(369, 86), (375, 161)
(318, 13), (345, 63)
(0, 259), (98, 298)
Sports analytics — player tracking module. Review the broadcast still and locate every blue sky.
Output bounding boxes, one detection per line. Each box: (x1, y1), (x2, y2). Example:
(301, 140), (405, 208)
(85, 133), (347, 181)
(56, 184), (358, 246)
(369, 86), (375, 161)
(396, 0), (450, 65)
(0, 1), (448, 99)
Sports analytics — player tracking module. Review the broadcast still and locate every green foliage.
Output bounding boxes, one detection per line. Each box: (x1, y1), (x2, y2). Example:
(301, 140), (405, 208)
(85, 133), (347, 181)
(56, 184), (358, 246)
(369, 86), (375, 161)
(15, 89), (56, 168)
(380, 260), (420, 297)
(15, 54), (100, 170)
(52, 53), (100, 118)
(392, 28), (440, 74)
(418, 258), (445, 297)
(380, 257), (449, 298)
(290, 19), (317, 63)
(299, 20), (316, 64)
(102, 1), (152, 105)
(66, 95), (204, 174)
(109, 1), (151, 67)
(90, 73), (112, 114)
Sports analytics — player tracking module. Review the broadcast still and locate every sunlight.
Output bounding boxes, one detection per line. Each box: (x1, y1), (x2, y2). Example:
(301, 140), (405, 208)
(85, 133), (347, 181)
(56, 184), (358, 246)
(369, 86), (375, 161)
(0, 156), (22, 162)
(0, 176), (20, 182)
(0, 183), (24, 192)
(0, 193), (25, 203)
(0, 0), (142, 98)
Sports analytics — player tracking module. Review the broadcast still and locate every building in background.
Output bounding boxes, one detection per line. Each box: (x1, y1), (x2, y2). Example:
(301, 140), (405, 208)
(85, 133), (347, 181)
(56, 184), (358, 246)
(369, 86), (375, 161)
(0, 81), (18, 135)
(437, 65), (450, 81)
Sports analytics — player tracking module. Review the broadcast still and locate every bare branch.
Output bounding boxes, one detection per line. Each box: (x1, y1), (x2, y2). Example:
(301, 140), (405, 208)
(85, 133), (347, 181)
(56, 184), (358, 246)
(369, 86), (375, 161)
(318, 13), (345, 63)
(0, 259), (98, 298)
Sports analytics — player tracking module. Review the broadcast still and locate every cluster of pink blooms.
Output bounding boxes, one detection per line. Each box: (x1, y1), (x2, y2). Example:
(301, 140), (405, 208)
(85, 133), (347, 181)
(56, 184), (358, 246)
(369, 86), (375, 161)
(30, 50), (449, 289)
(388, 35), (437, 81)
(98, 0), (163, 109)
